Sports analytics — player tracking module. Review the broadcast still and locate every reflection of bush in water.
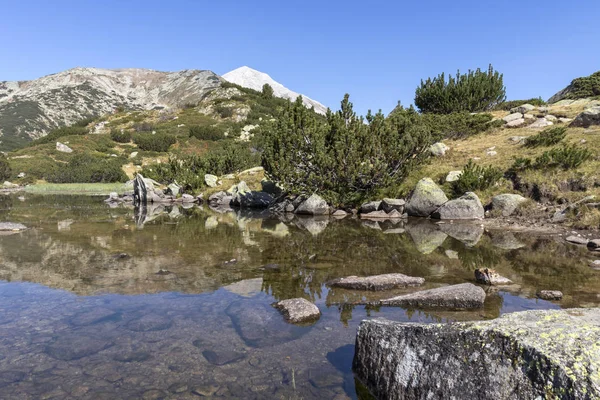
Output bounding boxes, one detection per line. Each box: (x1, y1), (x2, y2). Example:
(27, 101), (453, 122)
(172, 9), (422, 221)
(443, 235), (504, 270)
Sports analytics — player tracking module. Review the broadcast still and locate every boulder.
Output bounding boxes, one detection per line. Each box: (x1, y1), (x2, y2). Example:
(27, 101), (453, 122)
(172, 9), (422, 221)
(429, 142), (449, 157)
(56, 142), (73, 153)
(506, 118), (525, 128)
(405, 178), (448, 217)
(231, 191), (273, 208)
(510, 103), (536, 114)
(527, 118), (553, 129)
(227, 181), (250, 196)
(0, 222), (27, 231)
(17, 172), (25, 178)
(208, 191), (233, 207)
(502, 112), (523, 123)
(295, 194), (329, 215)
(474, 268), (512, 285)
(523, 113), (536, 120)
(559, 117), (573, 124)
(545, 114), (557, 122)
(129, 151), (138, 159)
(570, 107), (600, 128)
(331, 209), (348, 217)
(566, 235), (589, 245)
(537, 290), (563, 300)
(431, 192), (484, 220)
(359, 200), (382, 214)
(380, 198), (405, 214)
(204, 174), (218, 188)
(2, 181), (19, 189)
(381, 283), (485, 309)
(327, 273), (425, 291)
(260, 179), (281, 195)
(353, 308), (600, 400)
(168, 183), (181, 196)
(274, 298), (320, 324)
(445, 170), (462, 182)
(588, 239), (600, 249)
(181, 193), (196, 203)
(491, 193), (527, 216)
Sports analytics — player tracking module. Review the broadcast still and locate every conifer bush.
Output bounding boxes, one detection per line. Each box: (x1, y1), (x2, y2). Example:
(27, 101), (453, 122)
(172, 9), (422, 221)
(189, 125), (225, 141)
(415, 65), (506, 114)
(110, 129), (132, 143)
(451, 160), (503, 196)
(133, 133), (176, 152)
(525, 126), (567, 148)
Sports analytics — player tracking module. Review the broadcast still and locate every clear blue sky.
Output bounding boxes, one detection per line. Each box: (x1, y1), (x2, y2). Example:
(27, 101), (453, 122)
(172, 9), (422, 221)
(1, 0), (599, 115)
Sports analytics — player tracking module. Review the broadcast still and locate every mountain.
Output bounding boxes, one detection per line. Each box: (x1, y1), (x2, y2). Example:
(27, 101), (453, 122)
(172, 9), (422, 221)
(0, 68), (221, 150)
(223, 66), (328, 115)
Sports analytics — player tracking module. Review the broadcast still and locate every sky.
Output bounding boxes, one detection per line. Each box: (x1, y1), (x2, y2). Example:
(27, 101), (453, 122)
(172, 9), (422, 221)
(1, 0), (599, 115)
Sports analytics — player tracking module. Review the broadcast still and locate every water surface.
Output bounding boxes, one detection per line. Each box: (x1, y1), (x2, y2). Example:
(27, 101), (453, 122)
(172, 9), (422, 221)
(0, 195), (597, 399)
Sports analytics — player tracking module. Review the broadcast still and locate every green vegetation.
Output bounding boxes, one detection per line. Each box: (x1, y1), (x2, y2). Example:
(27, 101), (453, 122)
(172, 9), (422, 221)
(24, 183), (128, 195)
(525, 126), (567, 147)
(494, 98), (546, 111)
(189, 125), (225, 141)
(422, 112), (502, 139)
(27, 118), (93, 147)
(0, 155), (12, 181)
(133, 133), (176, 152)
(262, 83), (274, 99)
(46, 154), (127, 183)
(562, 71), (600, 100)
(451, 159), (503, 196)
(511, 144), (592, 172)
(110, 129), (132, 143)
(415, 64), (506, 114)
(261, 95), (435, 206)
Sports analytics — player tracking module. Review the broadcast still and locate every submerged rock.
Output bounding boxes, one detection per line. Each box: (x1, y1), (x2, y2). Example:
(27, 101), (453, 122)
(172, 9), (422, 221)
(201, 349), (246, 366)
(274, 298), (320, 324)
(474, 268), (512, 285)
(327, 273), (424, 291)
(381, 283), (485, 309)
(354, 308), (600, 400)
(405, 178), (448, 217)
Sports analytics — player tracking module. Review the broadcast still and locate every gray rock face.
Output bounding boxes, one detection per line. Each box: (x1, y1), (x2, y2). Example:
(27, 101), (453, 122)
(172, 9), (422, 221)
(327, 274), (425, 291)
(570, 107), (600, 128)
(353, 308), (600, 400)
(405, 178), (448, 217)
(56, 142), (73, 153)
(474, 268), (512, 285)
(204, 174), (218, 188)
(429, 142), (449, 157)
(359, 200), (382, 214)
(274, 298), (320, 324)
(381, 283), (485, 309)
(431, 192), (484, 220)
(491, 193), (527, 216)
(295, 194), (329, 215)
(380, 198), (405, 214)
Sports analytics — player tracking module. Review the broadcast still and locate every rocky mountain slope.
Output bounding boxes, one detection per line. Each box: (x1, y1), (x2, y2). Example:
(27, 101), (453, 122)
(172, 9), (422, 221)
(223, 66), (328, 115)
(0, 68), (222, 150)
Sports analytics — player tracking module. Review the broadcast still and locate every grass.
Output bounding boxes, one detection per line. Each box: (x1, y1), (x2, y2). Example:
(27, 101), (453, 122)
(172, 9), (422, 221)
(24, 183), (129, 195)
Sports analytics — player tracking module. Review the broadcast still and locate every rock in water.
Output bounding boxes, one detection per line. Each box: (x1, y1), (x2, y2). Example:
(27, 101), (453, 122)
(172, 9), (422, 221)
(431, 192), (484, 220)
(405, 178), (448, 217)
(295, 194), (329, 215)
(381, 283), (485, 309)
(231, 191), (273, 208)
(353, 308), (600, 400)
(327, 274), (425, 291)
(537, 290), (563, 300)
(226, 301), (308, 348)
(491, 194), (527, 216)
(359, 200), (382, 214)
(274, 298), (320, 324)
(474, 268), (512, 285)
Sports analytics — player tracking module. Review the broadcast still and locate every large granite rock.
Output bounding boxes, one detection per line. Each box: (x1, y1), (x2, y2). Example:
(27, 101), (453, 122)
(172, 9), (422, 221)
(327, 274), (425, 291)
(429, 142), (449, 157)
(431, 192), (484, 220)
(381, 283), (485, 309)
(491, 193), (527, 216)
(354, 308), (600, 399)
(405, 178), (448, 217)
(380, 198), (405, 214)
(295, 194), (329, 215)
(208, 191), (233, 208)
(274, 298), (320, 324)
(570, 107), (600, 128)
(510, 103), (536, 114)
(231, 191), (273, 208)
(204, 174), (218, 188)
(502, 112), (523, 123)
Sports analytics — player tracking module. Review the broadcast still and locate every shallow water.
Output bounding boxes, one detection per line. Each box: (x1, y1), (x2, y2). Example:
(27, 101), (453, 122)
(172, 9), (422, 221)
(0, 195), (598, 399)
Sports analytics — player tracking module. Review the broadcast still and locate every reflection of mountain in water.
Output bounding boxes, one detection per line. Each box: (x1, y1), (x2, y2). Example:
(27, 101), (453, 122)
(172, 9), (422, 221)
(0, 195), (598, 309)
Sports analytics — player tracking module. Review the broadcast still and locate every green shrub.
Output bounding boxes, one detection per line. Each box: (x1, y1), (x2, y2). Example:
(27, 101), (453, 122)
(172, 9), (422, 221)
(28, 123), (89, 147)
(452, 159), (503, 196)
(214, 105), (234, 118)
(189, 125), (225, 141)
(110, 129), (132, 143)
(562, 71), (600, 100)
(415, 64), (506, 114)
(525, 126), (567, 147)
(261, 95), (435, 206)
(422, 112), (499, 139)
(262, 83), (274, 99)
(46, 154), (127, 183)
(132, 122), (155, 132)
(133, 133), (176, 152)
(0, 155), (12, 181)
(494, 98), (546, 111)
(510, 144), (592, 171)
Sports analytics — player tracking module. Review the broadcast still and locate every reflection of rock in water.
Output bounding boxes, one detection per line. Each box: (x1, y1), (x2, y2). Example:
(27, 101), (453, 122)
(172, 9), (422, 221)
(439, 222), (484, 247)
(489, 231), (525, 250)
(223, 278), (263, 298)
(295, 216), (329, 236)
(406, 221), (447, 254)
(226, 301), (308, 348)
